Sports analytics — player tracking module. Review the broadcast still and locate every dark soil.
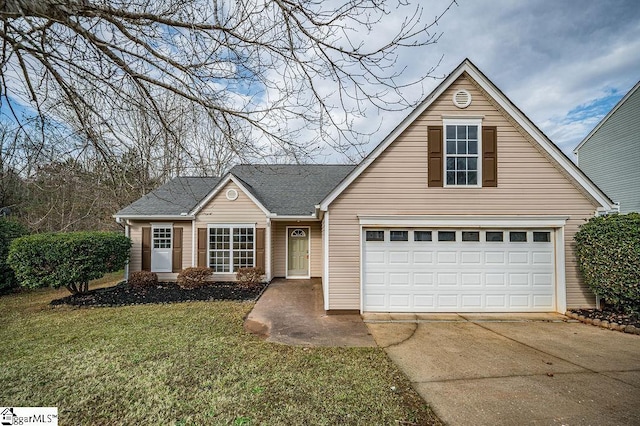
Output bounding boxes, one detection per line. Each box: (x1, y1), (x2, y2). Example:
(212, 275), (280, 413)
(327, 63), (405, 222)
(569, 307), (640, 329)
(50, 281), (268, 307)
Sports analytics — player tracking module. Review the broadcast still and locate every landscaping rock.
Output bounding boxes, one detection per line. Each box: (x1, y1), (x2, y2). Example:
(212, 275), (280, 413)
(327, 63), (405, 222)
(568, 308), (640, 334)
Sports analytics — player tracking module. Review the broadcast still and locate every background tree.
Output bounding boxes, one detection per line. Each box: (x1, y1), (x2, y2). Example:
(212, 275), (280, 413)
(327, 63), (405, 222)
(1, 0), (455, 165)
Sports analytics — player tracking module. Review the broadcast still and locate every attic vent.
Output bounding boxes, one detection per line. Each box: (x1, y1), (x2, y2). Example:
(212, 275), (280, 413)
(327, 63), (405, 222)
(452, 89), (472, 108)
(226, 188), (238, 201)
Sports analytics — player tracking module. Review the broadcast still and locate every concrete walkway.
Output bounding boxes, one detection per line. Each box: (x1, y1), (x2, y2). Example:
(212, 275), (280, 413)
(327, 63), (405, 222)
(367, 315), (640, 425)
(244, 278), (375, 347)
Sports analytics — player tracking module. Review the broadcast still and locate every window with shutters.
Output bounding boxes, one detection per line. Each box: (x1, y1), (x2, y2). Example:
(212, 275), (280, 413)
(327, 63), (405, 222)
(208, 225), (255, 273)
(443, 118), (482, 187)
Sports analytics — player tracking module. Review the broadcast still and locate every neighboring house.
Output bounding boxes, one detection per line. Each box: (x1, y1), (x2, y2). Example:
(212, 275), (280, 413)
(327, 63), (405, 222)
(116, 59), (614, 314)
(574, 81), (640, 213)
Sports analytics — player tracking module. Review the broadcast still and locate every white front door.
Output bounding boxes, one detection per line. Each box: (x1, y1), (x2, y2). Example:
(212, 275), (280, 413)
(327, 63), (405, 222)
(287, 227), (309, 277)
(363, 228), (556, 312)
(151, 226), (172, 273)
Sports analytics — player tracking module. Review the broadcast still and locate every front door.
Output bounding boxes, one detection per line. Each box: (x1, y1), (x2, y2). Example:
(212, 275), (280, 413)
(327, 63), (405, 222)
(287, 227), (309, 277)
(151, 225), (172, 273)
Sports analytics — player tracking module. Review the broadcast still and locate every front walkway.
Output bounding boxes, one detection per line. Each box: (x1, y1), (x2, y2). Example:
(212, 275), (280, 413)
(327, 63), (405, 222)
(244, 278), (376, 347)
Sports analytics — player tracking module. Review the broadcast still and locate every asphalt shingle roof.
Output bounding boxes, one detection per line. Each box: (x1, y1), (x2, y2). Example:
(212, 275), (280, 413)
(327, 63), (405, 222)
(115, 176), (222, 216)
(115, 164), (355, 217)
(230, 164), (355, 215)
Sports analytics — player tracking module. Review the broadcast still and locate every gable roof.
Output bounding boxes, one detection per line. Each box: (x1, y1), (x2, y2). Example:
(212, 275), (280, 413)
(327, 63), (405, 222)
(573, 80), (640, 154)
(115, 165), (355, 219)
(115, 177), (221, 218)
(319, 58), (614, 211)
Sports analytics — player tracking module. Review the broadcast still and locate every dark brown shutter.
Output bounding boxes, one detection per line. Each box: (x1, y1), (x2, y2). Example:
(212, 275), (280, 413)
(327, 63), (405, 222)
(482, 126), (498, 187)
(428, 126), (443, 187)
(255, 228), (265, 270)
(172, 227), (183, 273)
(142, 227), (151, 271)
(197, 228), (208, 267)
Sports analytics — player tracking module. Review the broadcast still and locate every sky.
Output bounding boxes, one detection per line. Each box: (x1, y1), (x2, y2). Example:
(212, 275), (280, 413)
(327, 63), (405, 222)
(349, 0), (640, 161)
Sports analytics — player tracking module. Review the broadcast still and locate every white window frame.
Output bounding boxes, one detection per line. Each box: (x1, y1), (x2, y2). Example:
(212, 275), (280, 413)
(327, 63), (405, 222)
(150, 223), (173, 273)
(443, 118), (483, 188)
(206, 224), (256, 274)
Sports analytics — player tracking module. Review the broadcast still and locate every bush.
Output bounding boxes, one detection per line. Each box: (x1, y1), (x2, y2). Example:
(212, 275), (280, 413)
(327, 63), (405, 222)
(8, 231), (131, 294)
(574, 213), (640, 314)
(177, 267), (212, 289)
(236, 267), (265, 288)
(128, 271), (158, 288)
(0, 219), (29, 293)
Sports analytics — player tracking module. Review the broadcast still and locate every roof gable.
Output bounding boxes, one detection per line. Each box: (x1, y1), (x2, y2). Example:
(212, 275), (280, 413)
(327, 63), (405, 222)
(319, 59), (614, 211)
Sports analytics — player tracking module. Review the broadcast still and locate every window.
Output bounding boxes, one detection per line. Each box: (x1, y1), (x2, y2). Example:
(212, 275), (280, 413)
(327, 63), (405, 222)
(366, 230), (384, 242)
(414, 231), (432, 241)
(152, 227), (172, 249)
(462, 231), (480, 242)
(445, 123), (479, 186)
(390, 230), (408, 241)
(438, 231), (456, 242)
(533, 231), (551, 242)
(510, 231), (527, 242)
(209, 226), (254, 272)
(486, 231), (503, 242)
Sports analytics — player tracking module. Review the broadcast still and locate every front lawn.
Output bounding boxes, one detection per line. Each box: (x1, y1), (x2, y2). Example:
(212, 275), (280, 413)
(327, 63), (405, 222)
(0, 276), (440, 425)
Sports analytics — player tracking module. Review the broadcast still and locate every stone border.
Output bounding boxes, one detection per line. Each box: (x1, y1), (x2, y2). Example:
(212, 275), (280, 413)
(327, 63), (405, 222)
(565, 311), (640, 335)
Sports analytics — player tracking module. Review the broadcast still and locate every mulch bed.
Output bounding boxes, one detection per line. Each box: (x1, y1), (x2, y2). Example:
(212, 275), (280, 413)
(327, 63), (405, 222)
(567, 307), (640, 334)
(50, 281), (269, 307)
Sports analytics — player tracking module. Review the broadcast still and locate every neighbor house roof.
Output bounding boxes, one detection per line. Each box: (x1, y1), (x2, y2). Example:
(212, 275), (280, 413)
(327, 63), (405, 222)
(115, 176), (222, 218)
(115, 164), (355, 219)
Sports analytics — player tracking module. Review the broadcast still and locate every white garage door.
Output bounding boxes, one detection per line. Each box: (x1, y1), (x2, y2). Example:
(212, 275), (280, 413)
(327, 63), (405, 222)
(363, 229), (556, 312)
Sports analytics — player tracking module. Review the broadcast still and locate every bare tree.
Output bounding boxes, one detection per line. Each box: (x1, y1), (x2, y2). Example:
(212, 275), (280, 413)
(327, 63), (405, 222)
(0, 0), (455, 162)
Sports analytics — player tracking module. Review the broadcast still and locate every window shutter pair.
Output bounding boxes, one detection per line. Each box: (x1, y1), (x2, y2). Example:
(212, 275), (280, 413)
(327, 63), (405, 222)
(196, 227), (266, 269)
(141, 227), (182, 272)
(427, 125), (497, 187)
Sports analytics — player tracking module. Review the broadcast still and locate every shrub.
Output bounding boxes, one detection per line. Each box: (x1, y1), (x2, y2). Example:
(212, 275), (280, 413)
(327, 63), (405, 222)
(8, 231), (131, 294)
(574, 213), (640, 314)
(0, 219), (29, 293)
(128, 271), (158, 288)
(236, 267), (265, 288)
(177, 267), (212, 289)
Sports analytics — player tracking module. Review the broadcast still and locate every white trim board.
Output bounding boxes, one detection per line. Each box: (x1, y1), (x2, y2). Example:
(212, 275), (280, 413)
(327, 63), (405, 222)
(319, 59), (614, 211)
(358, 215), (569, 228)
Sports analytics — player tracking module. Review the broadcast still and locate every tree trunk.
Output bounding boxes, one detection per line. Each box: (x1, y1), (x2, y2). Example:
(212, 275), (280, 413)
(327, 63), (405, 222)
(65, 283), (78, 294)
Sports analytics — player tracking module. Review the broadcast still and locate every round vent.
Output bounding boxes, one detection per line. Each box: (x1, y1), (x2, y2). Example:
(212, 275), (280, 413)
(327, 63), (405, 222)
(226, 188), (238, 201)
(452, 89), (472, 108)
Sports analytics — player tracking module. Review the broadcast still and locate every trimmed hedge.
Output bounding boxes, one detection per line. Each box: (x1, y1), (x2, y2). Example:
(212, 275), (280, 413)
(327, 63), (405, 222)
(128, 270), (158, 288)
(8, 231), (131, 294)
(574, 213), (640, 314)
(177, 267), (212, 289)
(0, 219), (29, 292)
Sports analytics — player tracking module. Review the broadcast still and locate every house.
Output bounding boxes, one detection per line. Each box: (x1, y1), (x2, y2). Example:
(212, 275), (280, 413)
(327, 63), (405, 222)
(574, 80), (640, 213)
(115, 59), (614, 314)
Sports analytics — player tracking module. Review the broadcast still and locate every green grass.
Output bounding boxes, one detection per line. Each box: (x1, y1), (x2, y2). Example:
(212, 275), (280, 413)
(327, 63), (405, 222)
(0, 275), (440, 425)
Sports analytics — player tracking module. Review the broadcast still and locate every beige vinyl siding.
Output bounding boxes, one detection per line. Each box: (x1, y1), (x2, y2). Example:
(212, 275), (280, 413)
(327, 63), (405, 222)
(271, 221), (322, 277)
(128, 220), (193, 281)
(195, 181), (268, 281)
(327, 74), (599, 310)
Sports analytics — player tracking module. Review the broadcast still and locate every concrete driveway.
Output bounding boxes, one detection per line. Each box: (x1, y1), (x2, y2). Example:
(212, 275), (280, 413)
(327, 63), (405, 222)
(365, 314), (640, 425)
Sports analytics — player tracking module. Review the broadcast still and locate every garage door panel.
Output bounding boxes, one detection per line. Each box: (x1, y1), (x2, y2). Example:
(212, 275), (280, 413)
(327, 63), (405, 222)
(437, 251), (457, 264)
(413, 251), (433, 263)
(461, 273), (481, 286)
(485, 252), (505, 264)
(413, 273), (434, 286)
(389, 251), (409, 264)
(461, 251), (482, 264)
(389, 273), (409, 285)
(363, 228), (556, 312)
(508, 251), (529, 264)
